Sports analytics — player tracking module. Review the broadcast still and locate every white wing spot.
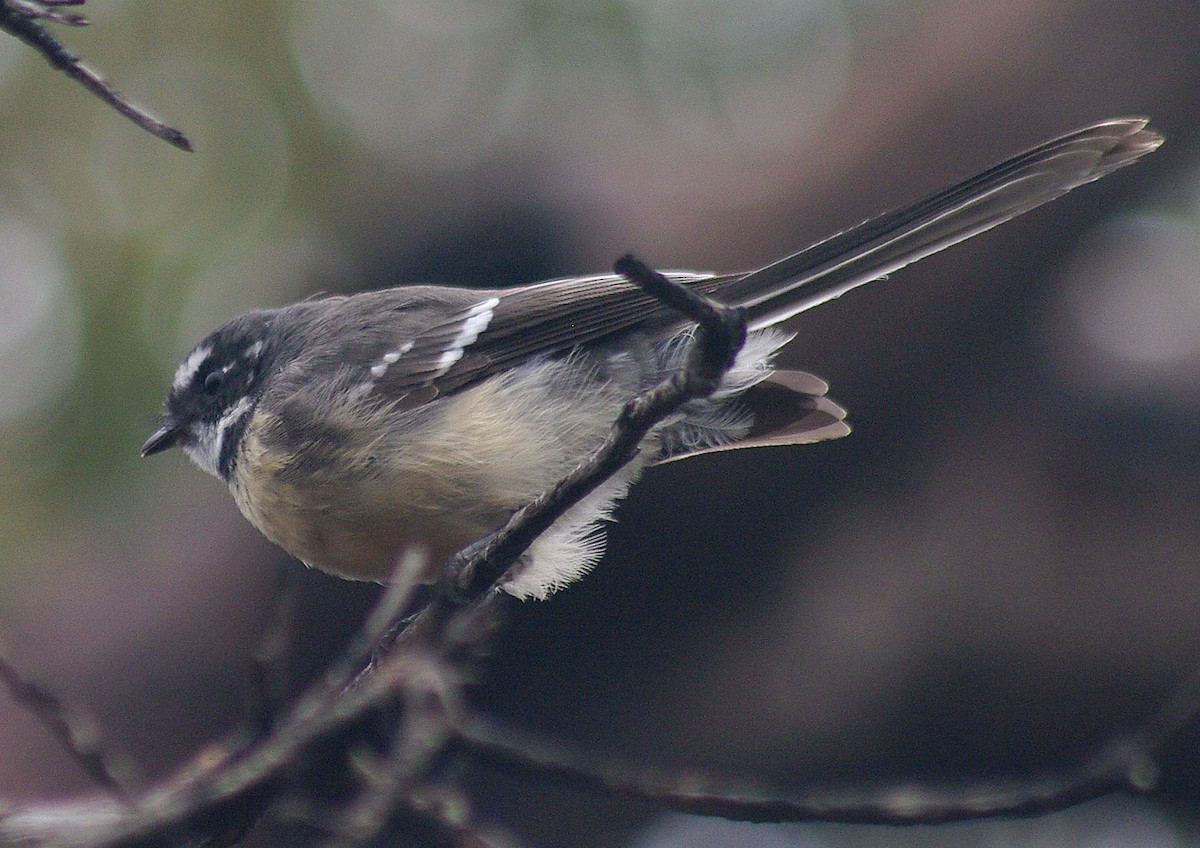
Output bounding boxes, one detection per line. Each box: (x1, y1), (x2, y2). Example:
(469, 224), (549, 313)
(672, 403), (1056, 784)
(367, 340), (415, 380)
(434, 297), (499, 376)
(173, 344), (212, 391)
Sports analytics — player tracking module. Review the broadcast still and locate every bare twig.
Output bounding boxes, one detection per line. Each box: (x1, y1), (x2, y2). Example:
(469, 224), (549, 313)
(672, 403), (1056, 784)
(320, 669), (463, 848)
(318, 704), (439, 846)
(454, 712), (1161, 826)
(0, 650), (423, 847)
(334, 548), (430, 686)
(6, 0), (86, 26)
(0, 653), (132, 802)
(0, 0), (192, 150)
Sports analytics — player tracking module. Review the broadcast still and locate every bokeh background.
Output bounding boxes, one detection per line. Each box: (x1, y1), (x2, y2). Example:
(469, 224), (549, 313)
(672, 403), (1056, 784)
(1, 0), (1199, 845)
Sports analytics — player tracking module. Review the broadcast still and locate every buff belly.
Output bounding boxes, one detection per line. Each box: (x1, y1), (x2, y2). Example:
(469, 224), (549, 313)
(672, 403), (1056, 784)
(228, 358), (636, 587)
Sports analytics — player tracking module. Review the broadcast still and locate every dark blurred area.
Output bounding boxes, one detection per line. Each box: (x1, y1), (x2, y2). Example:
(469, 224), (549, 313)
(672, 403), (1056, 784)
(0, 0), (1199, 846)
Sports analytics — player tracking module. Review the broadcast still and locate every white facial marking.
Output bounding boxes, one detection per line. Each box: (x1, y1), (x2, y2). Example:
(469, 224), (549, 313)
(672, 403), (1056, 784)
(173, 344), (212, 391)
(244, 340), (264, 360)
(434, 297), (499, 376)
(183, 395), (253, 479)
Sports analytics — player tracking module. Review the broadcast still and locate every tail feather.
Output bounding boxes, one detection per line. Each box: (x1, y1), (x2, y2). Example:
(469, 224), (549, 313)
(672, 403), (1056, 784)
(713, 118), (1162, 331)
(654, 369), (850, 464)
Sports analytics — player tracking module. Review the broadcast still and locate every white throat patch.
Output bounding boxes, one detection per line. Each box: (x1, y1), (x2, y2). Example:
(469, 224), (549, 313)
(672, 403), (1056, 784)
(183, 395), (253, 479)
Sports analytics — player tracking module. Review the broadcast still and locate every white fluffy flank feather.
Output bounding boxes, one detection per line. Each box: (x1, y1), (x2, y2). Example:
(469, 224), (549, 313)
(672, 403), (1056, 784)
(502, 460), (644, 600)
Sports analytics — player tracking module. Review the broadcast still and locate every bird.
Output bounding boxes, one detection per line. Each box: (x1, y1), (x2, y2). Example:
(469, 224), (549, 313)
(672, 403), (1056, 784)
(142, 118), (1161, 600)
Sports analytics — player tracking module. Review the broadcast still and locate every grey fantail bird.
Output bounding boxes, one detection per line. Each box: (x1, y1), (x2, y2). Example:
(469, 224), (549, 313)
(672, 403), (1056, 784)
(142, 118), (1162, 599)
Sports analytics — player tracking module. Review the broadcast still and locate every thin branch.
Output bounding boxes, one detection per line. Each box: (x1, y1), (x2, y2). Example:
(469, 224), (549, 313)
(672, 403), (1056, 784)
(0, 0), (192, 150)
(319, 745), (416, 848)
(6, 0), (86, 26)
(332, 548), (430, 687)
(0, 653), (133, 802)
(452, 686), (1200, 829)
(321, 638), (462, 848)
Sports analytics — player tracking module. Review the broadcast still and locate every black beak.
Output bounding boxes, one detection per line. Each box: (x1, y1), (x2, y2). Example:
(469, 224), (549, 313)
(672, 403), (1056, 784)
(141, 422), (184, 457)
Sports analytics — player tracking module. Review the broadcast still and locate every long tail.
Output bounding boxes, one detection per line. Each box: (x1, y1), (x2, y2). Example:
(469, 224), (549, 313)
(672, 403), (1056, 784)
(714, 118), (1162, 331)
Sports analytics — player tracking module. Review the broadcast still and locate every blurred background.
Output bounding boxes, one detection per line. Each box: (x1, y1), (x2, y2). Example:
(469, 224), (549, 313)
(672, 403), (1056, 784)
(0, 0), (1199, 845)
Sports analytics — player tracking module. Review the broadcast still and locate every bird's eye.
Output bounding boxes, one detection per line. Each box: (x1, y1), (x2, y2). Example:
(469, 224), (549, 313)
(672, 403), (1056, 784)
(203, 371), (224, 394)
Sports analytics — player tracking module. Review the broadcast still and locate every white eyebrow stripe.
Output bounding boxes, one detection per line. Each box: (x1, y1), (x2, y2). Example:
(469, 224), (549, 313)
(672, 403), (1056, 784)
(434, 297), (499, 377)
(173, 344), (212, 391)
